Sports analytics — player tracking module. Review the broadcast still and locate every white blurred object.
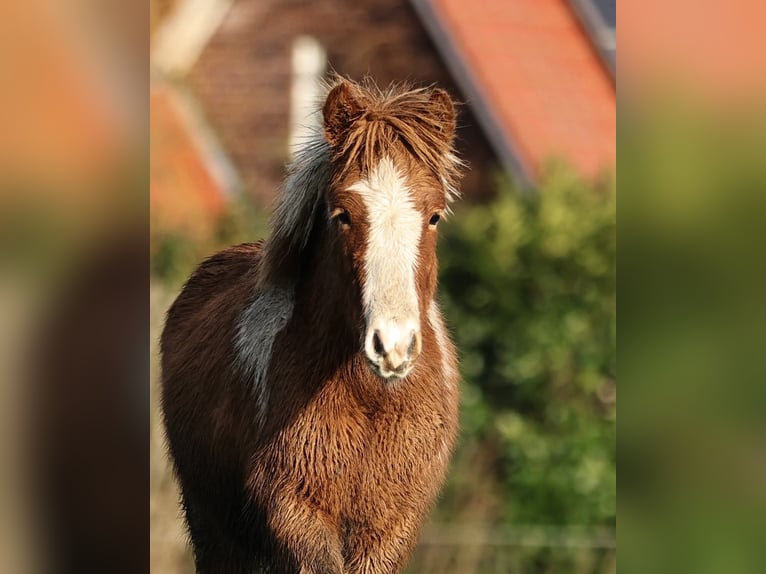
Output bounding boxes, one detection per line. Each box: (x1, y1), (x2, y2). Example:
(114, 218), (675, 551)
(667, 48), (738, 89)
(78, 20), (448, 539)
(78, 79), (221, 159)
(152, 0), (233, 76)
(289, 35), (326, 160)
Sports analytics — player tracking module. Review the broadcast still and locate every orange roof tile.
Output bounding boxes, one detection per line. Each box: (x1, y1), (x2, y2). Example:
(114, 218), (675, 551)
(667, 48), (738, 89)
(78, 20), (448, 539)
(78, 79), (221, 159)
(417, 0), (615, 181)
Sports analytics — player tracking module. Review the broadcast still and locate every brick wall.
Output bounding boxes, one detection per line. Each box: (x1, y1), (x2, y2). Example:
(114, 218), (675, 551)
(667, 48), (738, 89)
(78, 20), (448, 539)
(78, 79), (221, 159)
(188, 0), (499, 204)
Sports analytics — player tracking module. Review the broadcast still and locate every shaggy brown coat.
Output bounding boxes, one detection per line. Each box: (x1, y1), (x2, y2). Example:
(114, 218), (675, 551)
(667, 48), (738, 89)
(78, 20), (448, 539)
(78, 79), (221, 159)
(161, 78), (462, 574)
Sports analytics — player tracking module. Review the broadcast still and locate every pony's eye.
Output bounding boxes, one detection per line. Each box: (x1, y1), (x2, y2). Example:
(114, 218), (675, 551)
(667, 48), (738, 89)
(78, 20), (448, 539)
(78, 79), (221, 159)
(336, 210), (352, 228)
(429, 213), (441, 226)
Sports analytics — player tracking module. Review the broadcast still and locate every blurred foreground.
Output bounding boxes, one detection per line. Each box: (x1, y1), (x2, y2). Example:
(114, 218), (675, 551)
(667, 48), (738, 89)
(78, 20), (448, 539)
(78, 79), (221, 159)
(619, 99), (766, 574)
(0, 1), (148, 572)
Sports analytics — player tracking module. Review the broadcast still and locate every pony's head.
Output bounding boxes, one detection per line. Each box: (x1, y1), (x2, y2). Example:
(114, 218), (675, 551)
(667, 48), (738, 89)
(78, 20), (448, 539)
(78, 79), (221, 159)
(321, 79), (461, 379)
(262, 78), (462, 380)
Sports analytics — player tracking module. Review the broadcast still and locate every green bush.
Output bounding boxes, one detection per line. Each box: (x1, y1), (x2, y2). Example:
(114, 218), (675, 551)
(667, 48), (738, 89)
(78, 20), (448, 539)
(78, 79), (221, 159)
(436, 166), (616, 533)
(150, 198), (269, 286)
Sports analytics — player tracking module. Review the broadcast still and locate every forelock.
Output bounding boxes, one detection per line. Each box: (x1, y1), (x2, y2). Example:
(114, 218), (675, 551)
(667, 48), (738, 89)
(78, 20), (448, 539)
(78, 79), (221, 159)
(325, 78), (464, 204)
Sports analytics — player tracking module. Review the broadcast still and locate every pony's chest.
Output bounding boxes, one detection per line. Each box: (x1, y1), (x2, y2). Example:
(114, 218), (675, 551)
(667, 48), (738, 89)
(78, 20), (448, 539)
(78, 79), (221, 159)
(268, 378), (457, 508)
(318, 394), (453, 487)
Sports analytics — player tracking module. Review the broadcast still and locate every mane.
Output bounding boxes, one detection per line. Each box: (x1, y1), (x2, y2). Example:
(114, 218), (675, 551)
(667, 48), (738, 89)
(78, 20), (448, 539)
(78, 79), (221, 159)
(259, 77), (464, 287)
(259, 135), (331, 287)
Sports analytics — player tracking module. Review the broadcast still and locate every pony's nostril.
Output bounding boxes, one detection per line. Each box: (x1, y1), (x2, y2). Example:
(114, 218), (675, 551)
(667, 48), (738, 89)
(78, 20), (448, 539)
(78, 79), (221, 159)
(373, 330), (386, 356)
(407, 332), (417, 357)
(392, 362), (409, 376)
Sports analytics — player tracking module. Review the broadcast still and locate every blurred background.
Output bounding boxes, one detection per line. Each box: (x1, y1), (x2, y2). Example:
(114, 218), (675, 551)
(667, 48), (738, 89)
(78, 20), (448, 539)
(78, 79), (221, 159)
(149, 1), (616, 573)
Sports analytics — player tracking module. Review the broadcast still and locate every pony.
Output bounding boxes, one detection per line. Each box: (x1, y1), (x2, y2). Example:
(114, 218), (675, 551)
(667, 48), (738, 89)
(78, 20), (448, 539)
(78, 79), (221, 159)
(160, 77), (463, 573)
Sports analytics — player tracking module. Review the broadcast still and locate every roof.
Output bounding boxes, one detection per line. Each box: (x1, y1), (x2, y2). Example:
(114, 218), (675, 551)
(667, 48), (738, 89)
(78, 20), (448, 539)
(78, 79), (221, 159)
(150, 84), (228, 236)
(412, 0), (616, 184)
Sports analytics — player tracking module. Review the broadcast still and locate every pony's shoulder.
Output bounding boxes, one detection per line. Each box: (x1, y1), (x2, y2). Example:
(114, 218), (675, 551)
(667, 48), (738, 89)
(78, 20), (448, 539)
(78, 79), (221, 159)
(162, 242), (266, 367)
(179, 241), (263, 290)
(166, 242), (265, 322)
(195, 241), (265, 278)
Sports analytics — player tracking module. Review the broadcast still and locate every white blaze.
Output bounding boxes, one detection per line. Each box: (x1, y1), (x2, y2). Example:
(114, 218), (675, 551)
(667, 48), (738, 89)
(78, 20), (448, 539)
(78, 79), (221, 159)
(348, 157), (422, 365)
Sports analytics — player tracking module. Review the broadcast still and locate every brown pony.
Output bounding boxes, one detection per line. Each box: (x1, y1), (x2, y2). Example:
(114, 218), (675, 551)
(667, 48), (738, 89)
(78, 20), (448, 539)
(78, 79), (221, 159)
(160, 78), (463, 573)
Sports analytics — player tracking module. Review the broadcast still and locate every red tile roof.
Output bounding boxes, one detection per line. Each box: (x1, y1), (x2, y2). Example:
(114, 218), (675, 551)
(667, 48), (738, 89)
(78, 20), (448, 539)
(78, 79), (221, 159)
(416, 0), (615, 181)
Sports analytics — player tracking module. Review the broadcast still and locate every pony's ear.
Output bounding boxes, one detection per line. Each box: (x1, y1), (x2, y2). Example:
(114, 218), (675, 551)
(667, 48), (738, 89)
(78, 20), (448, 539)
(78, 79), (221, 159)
(429, 88), (456, 141)
(323, 81), (361, 149)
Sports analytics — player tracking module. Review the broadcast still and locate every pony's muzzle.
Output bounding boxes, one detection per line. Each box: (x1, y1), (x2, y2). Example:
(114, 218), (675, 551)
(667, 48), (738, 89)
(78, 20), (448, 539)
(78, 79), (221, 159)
(365, 320), (422, 379)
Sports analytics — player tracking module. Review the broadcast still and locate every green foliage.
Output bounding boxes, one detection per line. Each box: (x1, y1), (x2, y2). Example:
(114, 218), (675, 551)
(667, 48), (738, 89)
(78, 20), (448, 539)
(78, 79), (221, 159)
(151, 198), (269, 286)
(436, 167), (616, 530)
